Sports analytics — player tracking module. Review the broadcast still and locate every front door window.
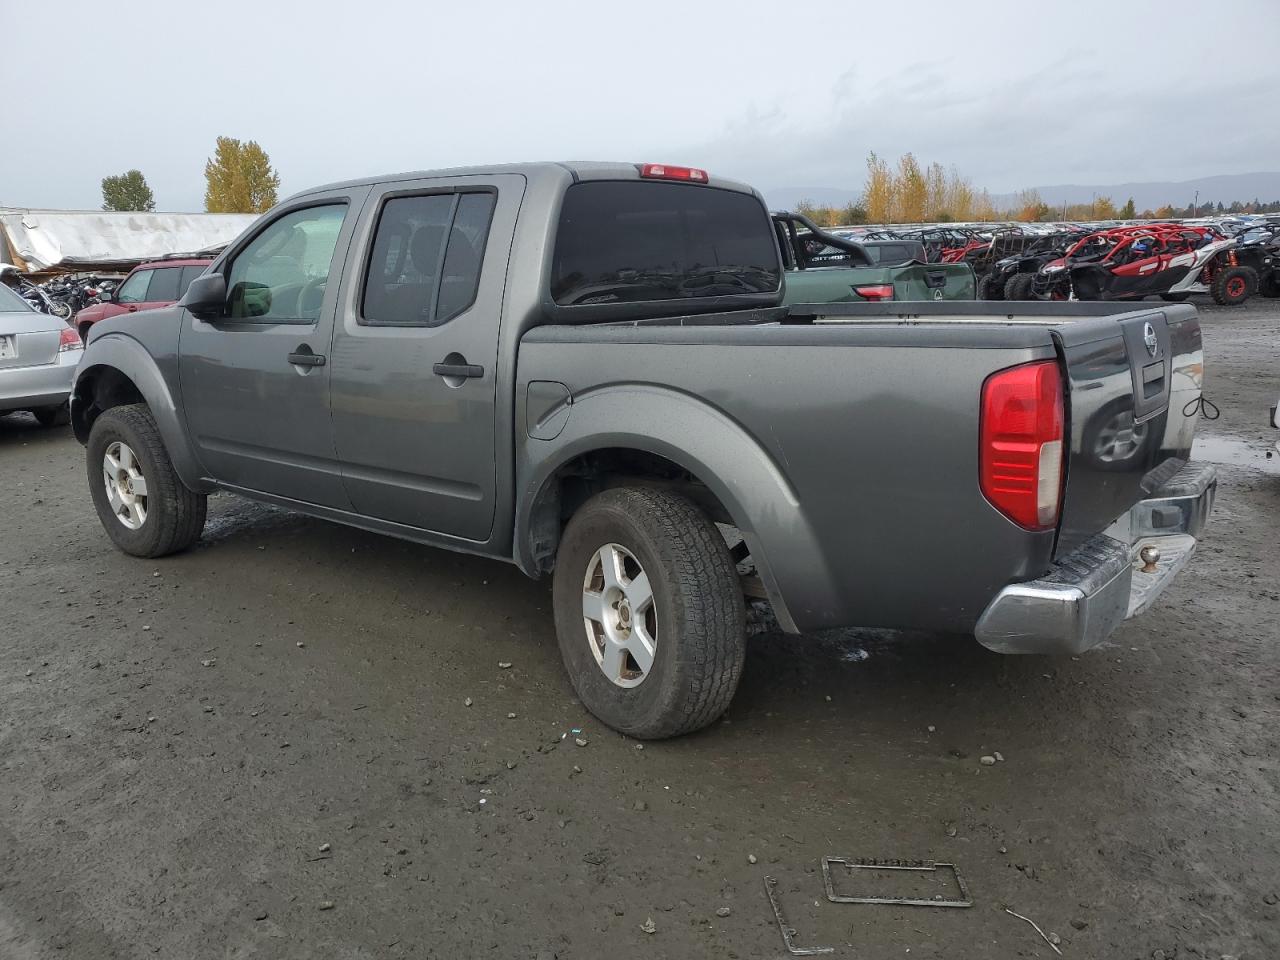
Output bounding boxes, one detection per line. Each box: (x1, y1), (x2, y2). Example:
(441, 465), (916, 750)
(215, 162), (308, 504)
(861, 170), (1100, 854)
(225, 205), (347, 321)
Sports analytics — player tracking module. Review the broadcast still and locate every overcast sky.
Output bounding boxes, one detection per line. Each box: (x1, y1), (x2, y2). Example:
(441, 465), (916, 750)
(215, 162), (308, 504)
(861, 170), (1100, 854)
(3, 0), (1278, 211)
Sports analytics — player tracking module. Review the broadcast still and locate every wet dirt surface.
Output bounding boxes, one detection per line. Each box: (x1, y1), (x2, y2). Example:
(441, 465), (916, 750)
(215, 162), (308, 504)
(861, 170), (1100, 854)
(1, 298), (1277, 959)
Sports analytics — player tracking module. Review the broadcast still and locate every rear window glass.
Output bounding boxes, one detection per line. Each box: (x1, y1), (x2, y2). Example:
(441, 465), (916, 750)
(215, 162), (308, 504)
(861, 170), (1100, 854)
(0, 284), (30, 311)
(551, 181), (780, 306)
(145, 267), (182, 302)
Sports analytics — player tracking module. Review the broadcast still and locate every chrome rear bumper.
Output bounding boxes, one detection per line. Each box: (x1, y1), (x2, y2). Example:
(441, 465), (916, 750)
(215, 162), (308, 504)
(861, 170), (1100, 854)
(974, 461), (1216, 655)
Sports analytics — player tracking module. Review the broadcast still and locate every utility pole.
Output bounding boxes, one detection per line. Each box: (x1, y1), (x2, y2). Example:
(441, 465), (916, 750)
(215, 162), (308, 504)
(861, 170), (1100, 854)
(1192, 190), (1199, 217)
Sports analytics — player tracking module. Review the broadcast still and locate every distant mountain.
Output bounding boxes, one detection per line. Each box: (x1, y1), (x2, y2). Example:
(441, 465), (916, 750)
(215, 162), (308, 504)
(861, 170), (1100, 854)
(767, 172), (1280, 215)
(994, 172), (1280, 212)
(766, 186), (861, 211)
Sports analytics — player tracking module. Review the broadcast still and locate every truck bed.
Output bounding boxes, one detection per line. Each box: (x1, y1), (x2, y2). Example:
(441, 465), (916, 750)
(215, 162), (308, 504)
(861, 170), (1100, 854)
(519, 300), (1204, 632)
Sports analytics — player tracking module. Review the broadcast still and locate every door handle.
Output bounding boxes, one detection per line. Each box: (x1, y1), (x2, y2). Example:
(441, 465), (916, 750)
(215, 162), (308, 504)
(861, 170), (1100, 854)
(287, 345), (326, 368)
(432, 361), (484, 379)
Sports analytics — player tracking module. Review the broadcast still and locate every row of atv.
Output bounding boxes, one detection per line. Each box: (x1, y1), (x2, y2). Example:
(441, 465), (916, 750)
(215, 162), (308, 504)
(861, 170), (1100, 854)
(975, 223), (1279, 306)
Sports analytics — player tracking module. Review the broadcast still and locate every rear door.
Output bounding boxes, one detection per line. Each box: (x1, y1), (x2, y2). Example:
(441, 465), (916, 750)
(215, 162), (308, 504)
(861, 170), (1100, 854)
(327, 174), (524, 541)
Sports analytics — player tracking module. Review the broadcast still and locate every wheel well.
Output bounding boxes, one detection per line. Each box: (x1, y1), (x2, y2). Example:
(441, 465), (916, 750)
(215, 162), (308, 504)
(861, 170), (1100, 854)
(527, 448), (737, 576)
(71, 365), (145, 443)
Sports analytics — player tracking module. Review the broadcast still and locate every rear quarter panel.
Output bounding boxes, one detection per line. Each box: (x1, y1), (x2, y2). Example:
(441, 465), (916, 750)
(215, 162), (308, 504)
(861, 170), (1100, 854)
(517, 322), (1057, 634)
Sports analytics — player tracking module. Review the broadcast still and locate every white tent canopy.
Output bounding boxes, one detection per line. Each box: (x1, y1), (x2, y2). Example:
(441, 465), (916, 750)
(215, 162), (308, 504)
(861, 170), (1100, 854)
(0, 208), (259, 273)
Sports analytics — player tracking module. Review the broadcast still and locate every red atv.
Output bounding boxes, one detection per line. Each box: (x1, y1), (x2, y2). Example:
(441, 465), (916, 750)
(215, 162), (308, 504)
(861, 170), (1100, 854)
(1028, 224), (1256, 304)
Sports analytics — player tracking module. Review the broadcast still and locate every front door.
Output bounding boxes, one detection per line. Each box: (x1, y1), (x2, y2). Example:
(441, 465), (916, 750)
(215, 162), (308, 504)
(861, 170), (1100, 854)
(327, 174), (524, 541)
(178, 189), (368, 506)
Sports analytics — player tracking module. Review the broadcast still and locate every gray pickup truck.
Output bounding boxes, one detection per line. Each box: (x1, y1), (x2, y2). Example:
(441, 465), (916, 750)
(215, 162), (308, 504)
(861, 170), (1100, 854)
(71, 161), (1216, 739)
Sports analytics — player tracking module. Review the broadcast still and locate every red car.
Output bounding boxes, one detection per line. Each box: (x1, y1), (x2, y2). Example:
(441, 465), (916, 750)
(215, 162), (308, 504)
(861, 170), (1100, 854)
(74, 258), (211, 341)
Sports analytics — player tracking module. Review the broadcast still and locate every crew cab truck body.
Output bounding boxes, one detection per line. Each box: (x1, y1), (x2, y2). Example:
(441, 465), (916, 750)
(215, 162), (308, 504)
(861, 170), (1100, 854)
(71, 162), (1215, 739)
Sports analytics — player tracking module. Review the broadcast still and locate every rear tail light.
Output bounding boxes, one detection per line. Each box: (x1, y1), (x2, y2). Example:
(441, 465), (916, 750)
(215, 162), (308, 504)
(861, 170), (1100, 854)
(852, 284), (895, 301)
(980, 360), (1064, 531)
(59, 326), (83, 352)
(639, 163), (708, 183)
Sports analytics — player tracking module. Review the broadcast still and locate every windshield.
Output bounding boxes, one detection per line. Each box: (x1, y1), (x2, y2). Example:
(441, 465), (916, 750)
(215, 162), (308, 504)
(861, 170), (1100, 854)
(551, 181), (781, 306)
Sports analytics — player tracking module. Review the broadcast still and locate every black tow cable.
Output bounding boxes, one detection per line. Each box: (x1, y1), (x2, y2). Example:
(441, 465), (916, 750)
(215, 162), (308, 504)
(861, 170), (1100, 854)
(1182, 394), (1220, 420)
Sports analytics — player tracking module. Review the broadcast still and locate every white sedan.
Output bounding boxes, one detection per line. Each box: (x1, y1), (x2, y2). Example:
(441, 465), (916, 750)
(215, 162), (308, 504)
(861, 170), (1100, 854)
(0, 281), (83, 426)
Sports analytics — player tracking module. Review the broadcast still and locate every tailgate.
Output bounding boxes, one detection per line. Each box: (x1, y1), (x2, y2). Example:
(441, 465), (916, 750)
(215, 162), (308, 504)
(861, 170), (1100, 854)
(1051, 303), (1203, 556)
(889, 262), (975, 301)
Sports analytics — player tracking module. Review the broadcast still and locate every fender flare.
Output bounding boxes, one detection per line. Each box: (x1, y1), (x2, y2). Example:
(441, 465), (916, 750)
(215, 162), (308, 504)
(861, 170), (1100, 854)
(514, 385), (838, 633)
(71, 334), (213, 493)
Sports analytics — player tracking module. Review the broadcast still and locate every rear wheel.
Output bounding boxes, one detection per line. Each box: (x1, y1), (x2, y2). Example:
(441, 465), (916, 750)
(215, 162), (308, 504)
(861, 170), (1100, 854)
(87, 404), (207, 558)
(1159, 291), (1192, 302)
(552, 487), (746, 739)
(976, 273), (1004, 301)
(1258, 272), (1280, 299)
(32, 402), (70, 427)
(1004, 272), (1033, 301)
(1211, 265), (1257, 306)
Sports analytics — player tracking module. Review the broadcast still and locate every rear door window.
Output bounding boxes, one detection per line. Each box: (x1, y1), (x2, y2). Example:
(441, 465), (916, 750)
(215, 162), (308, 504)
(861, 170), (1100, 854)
(178, 265), (206, 296)
(361, 190), (495, 326)
(144, 267), (182, 302)
(551, 181), (780, 305)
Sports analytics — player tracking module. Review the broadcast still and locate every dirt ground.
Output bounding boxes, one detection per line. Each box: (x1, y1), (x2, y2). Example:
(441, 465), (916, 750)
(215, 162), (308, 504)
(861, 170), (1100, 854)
(1, 299), (1277, 960)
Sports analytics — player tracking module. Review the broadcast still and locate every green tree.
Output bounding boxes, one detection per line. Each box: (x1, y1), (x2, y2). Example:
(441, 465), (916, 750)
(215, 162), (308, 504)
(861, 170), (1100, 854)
(101, 169), (156, 212)
(1118, 197), (1136, 220)
(204, 136), (281, 213)
(839, 202), (868, 225)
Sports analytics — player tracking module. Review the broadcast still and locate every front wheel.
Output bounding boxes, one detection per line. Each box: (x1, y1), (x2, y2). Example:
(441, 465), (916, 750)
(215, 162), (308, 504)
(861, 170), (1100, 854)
(1211, 265), (1257, 306)
(552, 487), (746, 739)
(1004, 272), (1033, 301)
(87, 404), (207, 557)
(976, 273), (1004, 301)
(50, 300), (73, 320)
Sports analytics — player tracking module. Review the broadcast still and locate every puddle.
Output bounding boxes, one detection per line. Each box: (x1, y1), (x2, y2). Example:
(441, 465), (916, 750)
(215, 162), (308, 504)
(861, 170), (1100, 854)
(1192, 436), (1280, 474)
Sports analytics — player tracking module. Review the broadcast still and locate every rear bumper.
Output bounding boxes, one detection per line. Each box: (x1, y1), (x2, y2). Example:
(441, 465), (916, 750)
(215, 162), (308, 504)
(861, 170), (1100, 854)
(0, 351), (80, 412)
(974, 461), (1216, 655)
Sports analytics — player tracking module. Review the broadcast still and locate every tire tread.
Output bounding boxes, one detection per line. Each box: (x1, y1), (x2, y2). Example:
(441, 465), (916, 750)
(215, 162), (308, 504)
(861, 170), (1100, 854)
(88, 404), (206, 558)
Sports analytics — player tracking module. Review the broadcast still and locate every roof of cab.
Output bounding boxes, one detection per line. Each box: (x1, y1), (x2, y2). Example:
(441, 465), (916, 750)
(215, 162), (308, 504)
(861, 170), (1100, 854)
(288, 161), (759, 203)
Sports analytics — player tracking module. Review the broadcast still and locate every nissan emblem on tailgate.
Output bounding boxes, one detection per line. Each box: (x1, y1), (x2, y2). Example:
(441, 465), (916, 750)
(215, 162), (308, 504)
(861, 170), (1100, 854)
(1143, 321), (1158, 358)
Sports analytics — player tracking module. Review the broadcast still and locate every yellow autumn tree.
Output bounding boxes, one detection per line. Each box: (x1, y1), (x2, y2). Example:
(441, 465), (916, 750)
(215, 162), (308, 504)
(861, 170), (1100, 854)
(924, 162), (948, 221)
(1092, 196), (1117, 219)
(896, 153), (927, 223)
(862, 152), (896, 223)
(945, 167), (975, 221)
(204, 136), (281, 213)
(972, 189), (999, 221)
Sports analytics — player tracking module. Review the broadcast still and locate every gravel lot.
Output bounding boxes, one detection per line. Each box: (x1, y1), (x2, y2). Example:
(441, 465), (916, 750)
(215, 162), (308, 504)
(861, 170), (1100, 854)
(1, 299), (1277, 960)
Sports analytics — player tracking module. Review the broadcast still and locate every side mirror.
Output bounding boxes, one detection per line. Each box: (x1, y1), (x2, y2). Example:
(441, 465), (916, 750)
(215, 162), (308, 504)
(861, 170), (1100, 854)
(181, 273), (226, 318)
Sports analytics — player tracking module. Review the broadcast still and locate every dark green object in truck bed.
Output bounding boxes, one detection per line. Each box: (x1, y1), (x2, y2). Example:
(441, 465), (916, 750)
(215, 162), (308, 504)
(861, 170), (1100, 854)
(773, 211), (976, 304)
